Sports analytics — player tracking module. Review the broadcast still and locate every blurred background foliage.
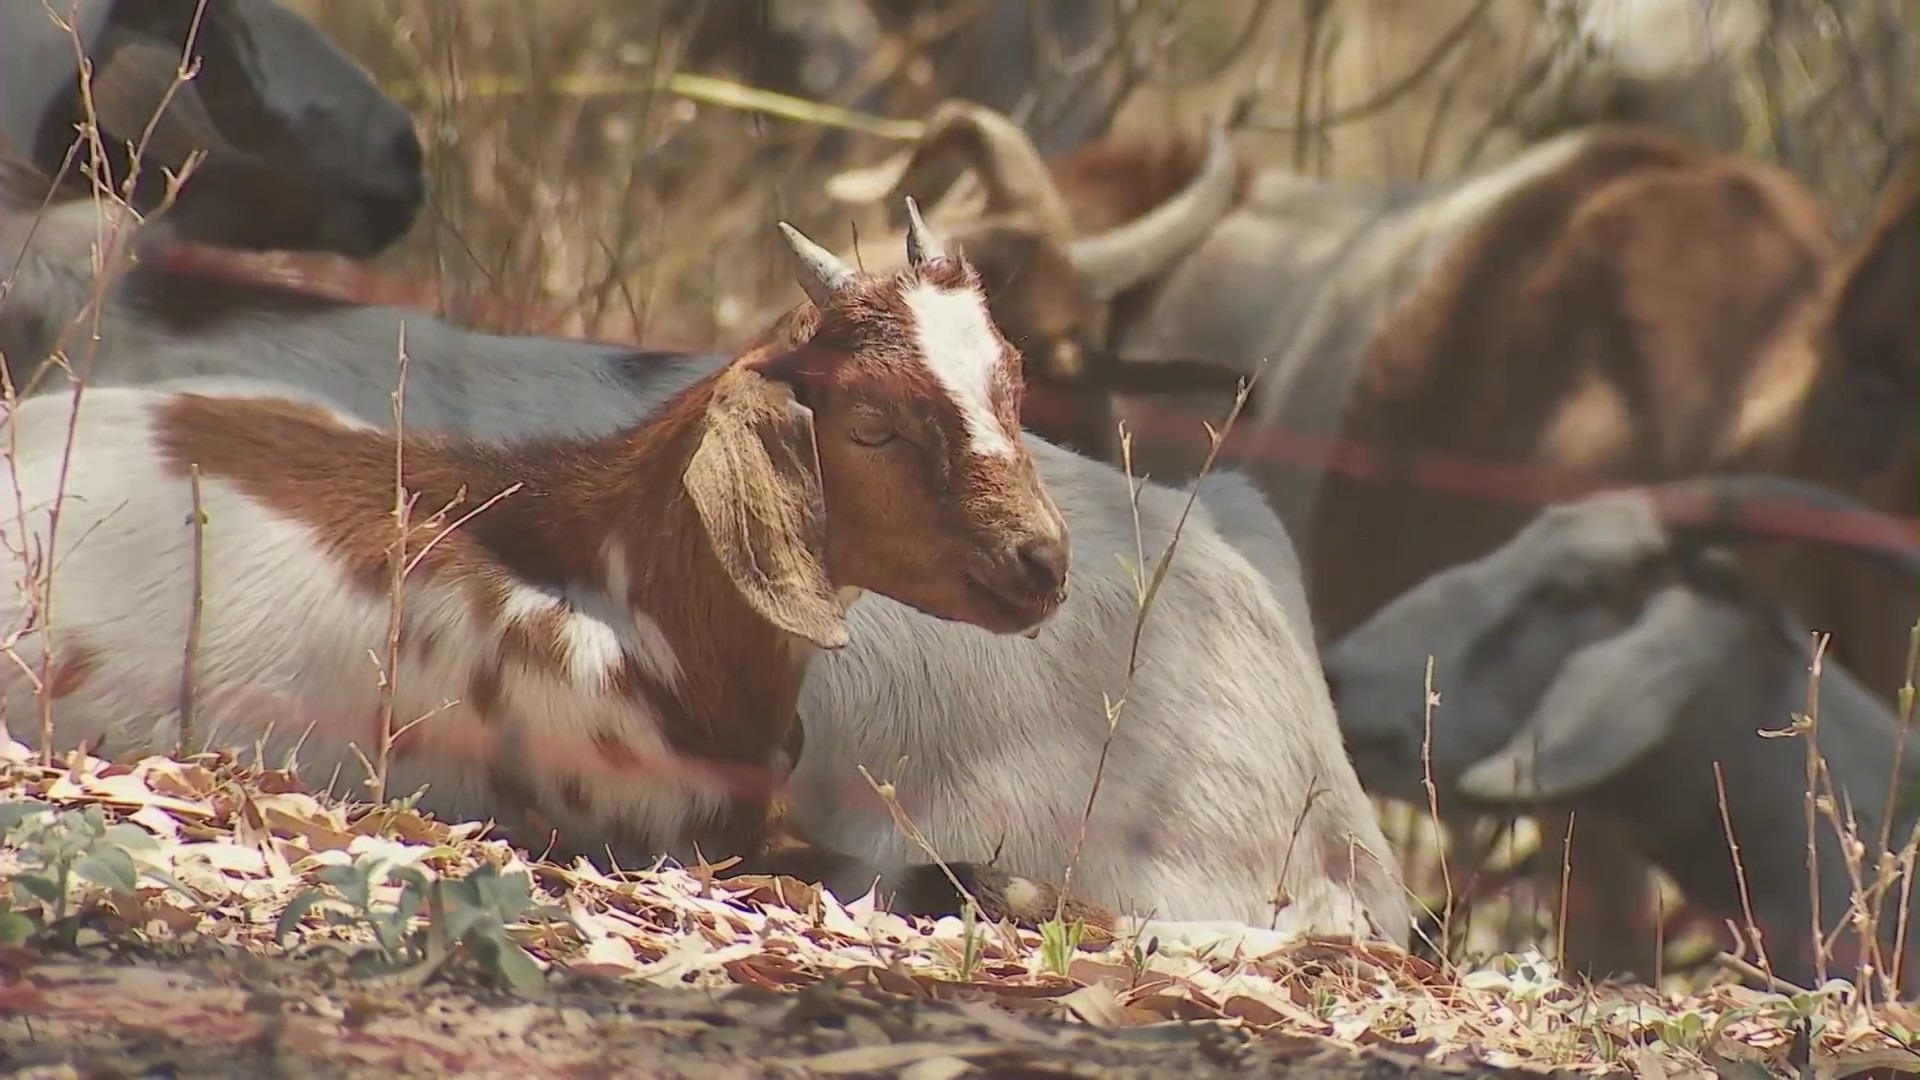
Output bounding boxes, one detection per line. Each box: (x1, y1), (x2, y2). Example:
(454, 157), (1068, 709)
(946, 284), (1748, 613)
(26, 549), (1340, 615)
(288, 0), (1917, 349)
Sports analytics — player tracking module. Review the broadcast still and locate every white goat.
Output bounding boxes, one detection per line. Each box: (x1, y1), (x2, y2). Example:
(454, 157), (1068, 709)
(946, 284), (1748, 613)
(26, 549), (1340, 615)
(1325, 476), (1919, 993)
(0, 182), (1410, 943)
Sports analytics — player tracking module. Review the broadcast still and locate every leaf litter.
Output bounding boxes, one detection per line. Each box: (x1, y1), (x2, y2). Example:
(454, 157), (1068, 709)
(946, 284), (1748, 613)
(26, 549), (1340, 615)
(1, 737), (1914, 1079)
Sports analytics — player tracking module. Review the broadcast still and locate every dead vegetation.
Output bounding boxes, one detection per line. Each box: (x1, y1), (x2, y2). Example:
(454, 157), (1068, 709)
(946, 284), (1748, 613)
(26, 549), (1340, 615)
(4, 740), (1916, 1078)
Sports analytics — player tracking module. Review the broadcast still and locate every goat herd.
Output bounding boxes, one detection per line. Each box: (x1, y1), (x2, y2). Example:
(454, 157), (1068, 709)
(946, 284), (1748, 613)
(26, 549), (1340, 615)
(0, 0), (1914, 999)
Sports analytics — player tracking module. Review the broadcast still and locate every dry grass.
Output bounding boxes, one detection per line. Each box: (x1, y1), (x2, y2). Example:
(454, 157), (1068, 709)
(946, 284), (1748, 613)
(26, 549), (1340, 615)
(282, 0), (1916, 358)
(3, 740), (1916, 1077)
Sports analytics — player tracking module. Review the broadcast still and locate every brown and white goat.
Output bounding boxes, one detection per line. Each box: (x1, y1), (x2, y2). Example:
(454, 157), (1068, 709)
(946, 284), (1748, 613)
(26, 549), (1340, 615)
(1325, 475), (1919, 995)
(0, 210), (1092, 924)
(0, 162), (1413, 942)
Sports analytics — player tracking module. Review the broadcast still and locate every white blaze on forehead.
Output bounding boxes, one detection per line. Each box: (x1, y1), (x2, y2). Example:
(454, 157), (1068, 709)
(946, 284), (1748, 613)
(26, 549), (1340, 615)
(901, 280), (1017, 457)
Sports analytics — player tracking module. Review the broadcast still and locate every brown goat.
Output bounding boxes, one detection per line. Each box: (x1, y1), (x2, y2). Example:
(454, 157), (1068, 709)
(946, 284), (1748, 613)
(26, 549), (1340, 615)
(894, 114), (1846, 651)
(1782, 149), (1920, 713)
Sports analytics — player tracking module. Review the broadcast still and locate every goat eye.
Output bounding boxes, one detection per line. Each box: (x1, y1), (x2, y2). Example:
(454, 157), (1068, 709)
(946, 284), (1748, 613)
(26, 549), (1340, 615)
(848, 418), (897, 447)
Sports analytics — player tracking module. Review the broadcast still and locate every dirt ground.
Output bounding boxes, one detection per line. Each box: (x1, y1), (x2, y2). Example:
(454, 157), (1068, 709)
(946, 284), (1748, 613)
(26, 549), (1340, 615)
(3, 947), (1575, 1080)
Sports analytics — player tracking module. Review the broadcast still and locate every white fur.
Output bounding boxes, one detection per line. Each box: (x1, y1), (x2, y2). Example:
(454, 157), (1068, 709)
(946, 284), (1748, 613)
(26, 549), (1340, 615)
(0, 223), (1411, 940)
(903, 279), (1018, 457)
(799, 441), (1404, 934)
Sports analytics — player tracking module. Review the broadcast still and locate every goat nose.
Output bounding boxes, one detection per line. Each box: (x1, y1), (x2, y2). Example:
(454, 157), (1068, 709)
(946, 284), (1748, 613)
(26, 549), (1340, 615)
(1017, 536), (1070, 596)
(389, 123), (425, 174)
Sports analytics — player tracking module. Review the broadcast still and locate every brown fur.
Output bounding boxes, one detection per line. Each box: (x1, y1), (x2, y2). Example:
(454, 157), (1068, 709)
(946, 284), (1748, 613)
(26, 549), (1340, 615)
(149, 378), (795, 790)
(145, 251), (1077, 927)
(45, 643), (100, 702)
(1046, 134), (1257, 237)
(1783, 148), (1920, 711)
(1299, 130), (1839, 984)
(1312, 126), (1837, 642)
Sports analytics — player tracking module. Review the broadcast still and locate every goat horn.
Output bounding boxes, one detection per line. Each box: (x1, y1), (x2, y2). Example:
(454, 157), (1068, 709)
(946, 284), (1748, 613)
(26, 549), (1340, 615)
(1456, 586), (1736, 804)
(871, 100), (1073, 235)
(1637, 474), (1920, 579)
(90, 32), (244, 169)
(1067, 125), (1240, 302)
(777, 222), (857, 309)
(902, 196), (945, 266)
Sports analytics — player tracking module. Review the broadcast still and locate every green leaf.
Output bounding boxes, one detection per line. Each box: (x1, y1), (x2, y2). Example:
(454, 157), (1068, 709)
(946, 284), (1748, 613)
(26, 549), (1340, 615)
(372, 917), (410, 957)
(441, 902), (491, 945)
(0, 800), (52, 835)
(475, 868), (534, 919)
(438, 873), (484, 914)
(276, 888), (328, 943)
(14, 872), (64, 904)
(100, 823), (160, 852)
(476, 932), (547, 995)
(312, 863), (362, 889)
(314, 862), (374, 912)
(392, 882), (425, 926)
(0, 909), (37, 944)
(74, 847), (140, 894)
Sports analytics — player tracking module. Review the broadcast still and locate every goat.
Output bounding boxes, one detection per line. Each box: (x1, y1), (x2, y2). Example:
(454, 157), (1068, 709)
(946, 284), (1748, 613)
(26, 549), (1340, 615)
(846, 113), (1842, 652)
(0, 209), (1117, 926)
(0, 0), (424, 256)
(677, 3), (1117, 165)
(1324, 475), (1920, 994)
(0, 166), (1410, 941)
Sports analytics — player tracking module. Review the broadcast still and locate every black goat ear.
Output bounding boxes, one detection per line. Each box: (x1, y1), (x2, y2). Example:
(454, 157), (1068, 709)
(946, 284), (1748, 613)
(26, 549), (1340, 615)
(1457, 585), (1738, 802)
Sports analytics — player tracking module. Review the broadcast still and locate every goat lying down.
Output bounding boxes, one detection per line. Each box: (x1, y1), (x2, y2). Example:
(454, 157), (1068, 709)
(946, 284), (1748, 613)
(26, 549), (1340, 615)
(1, 0), (425, 257)
(1, 213), (1114, 925)
(0, 186), (1410, 943)
(1325, 475), (1919, 994)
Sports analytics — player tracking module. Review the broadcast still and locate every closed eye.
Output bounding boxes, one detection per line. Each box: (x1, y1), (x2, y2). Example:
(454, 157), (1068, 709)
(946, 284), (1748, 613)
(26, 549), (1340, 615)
(849, 418), (897, 447)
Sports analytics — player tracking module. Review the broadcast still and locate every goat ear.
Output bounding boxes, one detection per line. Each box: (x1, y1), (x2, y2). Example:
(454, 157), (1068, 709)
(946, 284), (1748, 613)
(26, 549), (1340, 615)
(684, 364), (850, 650)
(1457, 586), (1738, 803)
(90, 36), (241, 168)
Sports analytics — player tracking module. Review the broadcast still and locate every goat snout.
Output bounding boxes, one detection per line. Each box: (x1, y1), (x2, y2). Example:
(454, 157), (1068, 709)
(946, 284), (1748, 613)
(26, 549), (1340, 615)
(1016, 535), (1071, 597)
(964, 532), (1071, 635)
